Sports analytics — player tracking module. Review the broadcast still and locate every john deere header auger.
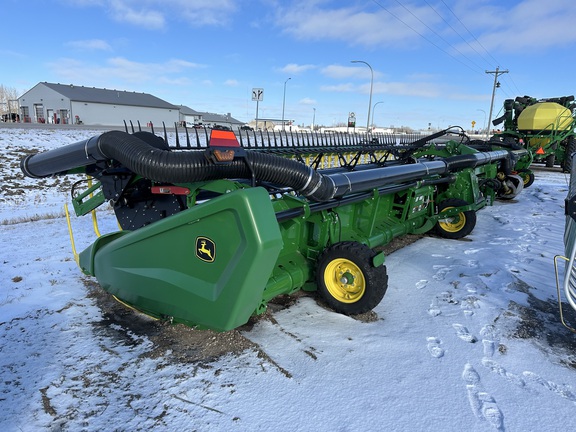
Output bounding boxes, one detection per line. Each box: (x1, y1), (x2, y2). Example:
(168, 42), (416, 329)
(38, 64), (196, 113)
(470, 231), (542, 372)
(21, 126), (527, 331)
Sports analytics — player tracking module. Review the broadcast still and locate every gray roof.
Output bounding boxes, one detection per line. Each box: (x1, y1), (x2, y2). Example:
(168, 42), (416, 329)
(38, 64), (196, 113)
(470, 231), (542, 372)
(178, 106), (242, 124)
(179, 105), (202, 115)
(41, 82), (178, 109)
(201, 112), (243, 125)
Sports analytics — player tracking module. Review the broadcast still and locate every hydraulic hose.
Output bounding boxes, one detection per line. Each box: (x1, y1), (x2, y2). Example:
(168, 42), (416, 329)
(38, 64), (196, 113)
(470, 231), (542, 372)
(20, 131), (511, 203)
(20, 130), (331, 201)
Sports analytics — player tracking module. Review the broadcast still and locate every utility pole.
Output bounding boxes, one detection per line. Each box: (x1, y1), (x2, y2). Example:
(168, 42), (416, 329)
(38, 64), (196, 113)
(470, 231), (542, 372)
(486, 67), (508, 135)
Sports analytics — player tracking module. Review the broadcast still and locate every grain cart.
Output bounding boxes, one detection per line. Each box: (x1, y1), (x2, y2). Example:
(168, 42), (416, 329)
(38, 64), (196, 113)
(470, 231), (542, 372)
(492, 95), (576, 174)
(21, 128), (526, 331)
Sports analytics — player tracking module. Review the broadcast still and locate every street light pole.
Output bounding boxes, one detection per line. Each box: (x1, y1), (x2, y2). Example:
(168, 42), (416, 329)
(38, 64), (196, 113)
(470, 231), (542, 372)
(371, 101), (383, 129)
(351, 60), (373, 133)
(476, 108), (486, 136)
(282, 77), (291, 131)
(312, 107), (316, 131)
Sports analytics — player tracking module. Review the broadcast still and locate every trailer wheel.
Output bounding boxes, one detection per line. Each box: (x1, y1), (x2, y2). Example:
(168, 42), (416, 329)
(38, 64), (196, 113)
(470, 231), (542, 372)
(316, 242), (388, 315)
(518, 169), (535, 188)
(562, 136), (576, 173)
(434, 198), (476, 239)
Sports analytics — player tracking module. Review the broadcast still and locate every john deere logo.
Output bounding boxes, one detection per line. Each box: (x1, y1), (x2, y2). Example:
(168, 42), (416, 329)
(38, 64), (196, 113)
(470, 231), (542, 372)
(196, 237), (215, 263)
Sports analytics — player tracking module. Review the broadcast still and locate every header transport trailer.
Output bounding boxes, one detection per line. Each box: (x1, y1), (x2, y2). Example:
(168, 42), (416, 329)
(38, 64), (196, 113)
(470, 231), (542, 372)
(21, 127), (528, 331)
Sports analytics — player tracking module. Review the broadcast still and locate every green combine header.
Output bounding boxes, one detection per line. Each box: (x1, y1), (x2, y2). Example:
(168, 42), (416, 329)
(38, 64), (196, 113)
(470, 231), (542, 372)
(21, 126), (528, 331)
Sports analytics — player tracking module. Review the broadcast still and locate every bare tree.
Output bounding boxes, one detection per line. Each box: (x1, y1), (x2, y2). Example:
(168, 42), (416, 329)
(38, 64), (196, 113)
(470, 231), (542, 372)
(0, 85), (20, 120)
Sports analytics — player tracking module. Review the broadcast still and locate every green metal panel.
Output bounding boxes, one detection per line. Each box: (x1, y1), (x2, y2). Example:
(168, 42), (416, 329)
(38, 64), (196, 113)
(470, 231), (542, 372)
(79, 187), (283, 331)
(261, 184), (437, 302)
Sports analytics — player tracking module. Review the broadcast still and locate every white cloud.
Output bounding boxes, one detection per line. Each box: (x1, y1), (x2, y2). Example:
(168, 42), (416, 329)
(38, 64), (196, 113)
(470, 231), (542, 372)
(0, 49), (27, 59)
(63, 0), (105, 5)
(159, 76), (193, 86)
(321, 65), (383, 80)
(272, 1), (437, 48)
(65, 39), (112, 51)
(224, 79), (239, 87)
(47, 56), (203, 86)
(450, 0), (576, 54)
(166, 0), (237, 26)
(320, 83), (355, 93)
(66, 0), (237, 29)
(270, 0), (576, 62)
(279, 63), (317, 75)
(109, 0), (165, 29)
(320, 76), (481, 100)
(299, 97), (317, 105)
(372, 81), (442, 98)
(321, 65), (359, 80)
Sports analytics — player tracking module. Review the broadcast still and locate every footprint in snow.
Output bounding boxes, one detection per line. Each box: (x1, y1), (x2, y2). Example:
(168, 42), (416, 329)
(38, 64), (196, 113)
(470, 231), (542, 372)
(453, 323), (477, 343)
(482, 358), (527, 388)
(482, 339), (496, 358)
(415, 279), (428, 290)
(467, 259), (479, 268)
(426, 337), (444, 358)
(522, 371), (576, 402)
(480, 324), (500, 358)
(428, 297), (441, 317)
(462, 363), (505, 431)
(432, 265), (453, 281)
(464, 248), (484, 255)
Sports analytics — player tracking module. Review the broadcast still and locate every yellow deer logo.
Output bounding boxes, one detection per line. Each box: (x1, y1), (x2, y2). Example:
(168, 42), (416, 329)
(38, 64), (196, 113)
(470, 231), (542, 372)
(196, 237), (215, 262)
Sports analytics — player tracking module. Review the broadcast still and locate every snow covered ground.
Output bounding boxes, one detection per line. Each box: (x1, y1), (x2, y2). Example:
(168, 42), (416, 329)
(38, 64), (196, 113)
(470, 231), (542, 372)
(1, 126), (575, 431)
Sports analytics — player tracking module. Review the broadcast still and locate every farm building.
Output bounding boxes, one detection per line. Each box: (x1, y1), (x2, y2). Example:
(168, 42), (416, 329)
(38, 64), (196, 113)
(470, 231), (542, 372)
(179, 105), (244, 129)
(18, 82), (180, 126)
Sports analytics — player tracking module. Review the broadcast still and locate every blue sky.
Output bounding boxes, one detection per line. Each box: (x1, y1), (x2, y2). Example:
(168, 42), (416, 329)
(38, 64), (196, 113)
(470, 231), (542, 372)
(2, 0), (575, 129)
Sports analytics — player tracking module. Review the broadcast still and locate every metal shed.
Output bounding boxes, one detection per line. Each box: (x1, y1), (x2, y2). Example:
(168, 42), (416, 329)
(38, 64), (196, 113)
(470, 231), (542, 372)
(18, 82), (180, 126)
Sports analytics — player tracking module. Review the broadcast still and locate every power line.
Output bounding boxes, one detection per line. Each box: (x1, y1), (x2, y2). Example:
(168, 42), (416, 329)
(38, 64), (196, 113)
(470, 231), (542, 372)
(439, 0), (500, 67)
(369, 0), (517, 115)
(500, 73), (522, 95)
(424, 0), (492, 67)
(369, 0), (483, 74)
(389, 0), (485, 73)
(434, 0), (520, 101)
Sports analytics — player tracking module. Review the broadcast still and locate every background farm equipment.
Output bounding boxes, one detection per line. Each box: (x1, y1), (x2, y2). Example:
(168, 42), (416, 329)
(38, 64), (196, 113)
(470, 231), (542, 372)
(21, 126), (527, 331)
(492, 95), (576, 173)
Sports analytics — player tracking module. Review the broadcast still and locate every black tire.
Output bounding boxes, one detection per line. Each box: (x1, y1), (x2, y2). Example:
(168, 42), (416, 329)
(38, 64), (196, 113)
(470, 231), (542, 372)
(316, 242), (388, 315)
(562, 136), (576, 173)
(545, 141), (559, 167)
(518, 169), (535, 188)
(434, 198), (477, 239)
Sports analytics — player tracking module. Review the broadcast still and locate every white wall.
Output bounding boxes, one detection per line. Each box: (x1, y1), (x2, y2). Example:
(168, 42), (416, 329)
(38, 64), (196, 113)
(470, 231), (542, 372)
(71, 102), (179, 127)
(18, 85), (72, 123)
(18, 83), (180, 126)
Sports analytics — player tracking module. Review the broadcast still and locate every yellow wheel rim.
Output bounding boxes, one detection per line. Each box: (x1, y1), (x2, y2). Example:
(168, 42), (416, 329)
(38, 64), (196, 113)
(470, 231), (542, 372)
(521, 173), (531, 186)
(324, 258), (366, 303)
(438, 207), (466, 233)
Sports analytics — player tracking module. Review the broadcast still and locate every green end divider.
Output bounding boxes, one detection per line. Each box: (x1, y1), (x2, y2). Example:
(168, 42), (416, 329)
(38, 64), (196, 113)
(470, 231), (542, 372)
(79, 187), (283, 331)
